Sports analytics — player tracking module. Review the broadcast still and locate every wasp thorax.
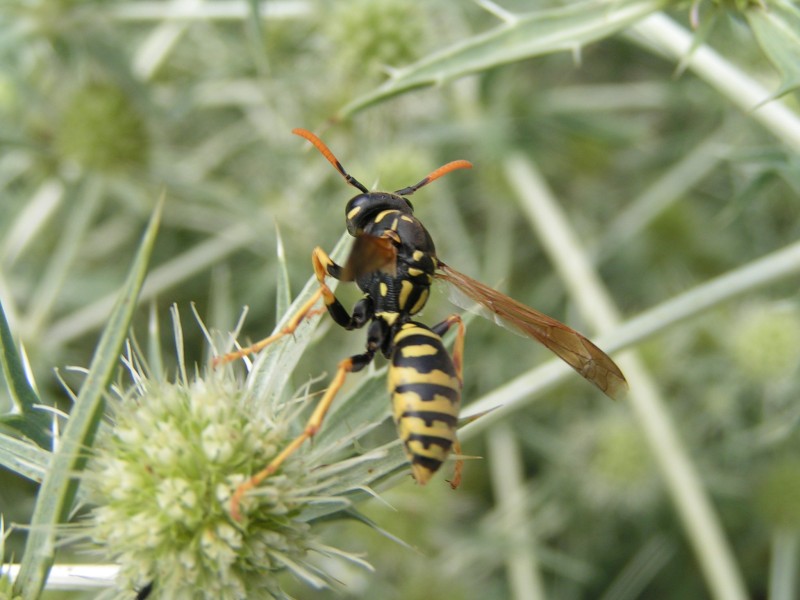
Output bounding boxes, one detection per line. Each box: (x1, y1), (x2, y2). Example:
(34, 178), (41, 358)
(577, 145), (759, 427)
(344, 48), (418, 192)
(345, 192), (413, 235)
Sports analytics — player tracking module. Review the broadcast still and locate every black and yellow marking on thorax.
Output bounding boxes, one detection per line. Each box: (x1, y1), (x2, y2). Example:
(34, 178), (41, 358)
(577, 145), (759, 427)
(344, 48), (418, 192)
(374, 209), (400, 231)
(361, 208), (436, 317)
(409, 287), (429, 314)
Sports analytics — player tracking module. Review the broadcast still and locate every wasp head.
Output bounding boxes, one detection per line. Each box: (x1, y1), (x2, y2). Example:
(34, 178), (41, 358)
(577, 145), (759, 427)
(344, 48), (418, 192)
(345, 192), (413, 235)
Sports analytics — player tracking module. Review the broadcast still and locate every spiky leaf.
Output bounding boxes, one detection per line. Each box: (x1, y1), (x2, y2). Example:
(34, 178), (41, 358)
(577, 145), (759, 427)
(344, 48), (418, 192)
(337, 0), (665, 118)
(746, 0), (800, 99)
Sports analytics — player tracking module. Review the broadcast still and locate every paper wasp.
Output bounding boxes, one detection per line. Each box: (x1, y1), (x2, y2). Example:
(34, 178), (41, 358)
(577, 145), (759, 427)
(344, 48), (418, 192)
(220, 129), (627, 519)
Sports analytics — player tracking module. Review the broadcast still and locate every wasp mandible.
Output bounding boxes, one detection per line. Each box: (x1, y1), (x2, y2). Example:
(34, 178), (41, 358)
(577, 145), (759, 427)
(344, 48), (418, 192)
(220, 129), (627, 519)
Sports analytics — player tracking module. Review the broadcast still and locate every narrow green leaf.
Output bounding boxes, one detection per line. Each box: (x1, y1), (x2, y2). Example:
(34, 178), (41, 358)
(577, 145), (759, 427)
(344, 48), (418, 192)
(0, 415), (49, 452)
(14, 196), (164, 599)
(0, 300), (50, 448)
(337, 0), (665, 119)
(146, 301), (165, 382)
(245, 0), (270, 76)
(274, 223), (292, 322)
(746, 0), (800, 99)
(0, 432), (50, 483)
(309, 508), (416, 553)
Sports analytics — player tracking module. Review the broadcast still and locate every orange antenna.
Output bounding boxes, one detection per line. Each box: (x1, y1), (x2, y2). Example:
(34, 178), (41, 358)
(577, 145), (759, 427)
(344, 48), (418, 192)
(394, 160), (473, 197)
(292, 128), (369, 194)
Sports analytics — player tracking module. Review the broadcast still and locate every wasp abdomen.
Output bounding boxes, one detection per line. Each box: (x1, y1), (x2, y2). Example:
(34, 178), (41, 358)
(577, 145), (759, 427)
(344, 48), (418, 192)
(389, 323), (461, 484)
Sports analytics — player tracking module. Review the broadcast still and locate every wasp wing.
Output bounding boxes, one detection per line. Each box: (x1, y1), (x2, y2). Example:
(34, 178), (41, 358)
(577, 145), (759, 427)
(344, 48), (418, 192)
(340, 233), (398, 281)
(436, 262), (627, 400)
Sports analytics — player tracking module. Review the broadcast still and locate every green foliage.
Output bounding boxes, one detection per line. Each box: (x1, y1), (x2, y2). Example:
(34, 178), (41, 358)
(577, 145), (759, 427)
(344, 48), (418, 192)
(0, 301), (49, 448)
(83, 324), (382, 597)
(12, 196), (162, 598)
(325, 0), (427, 81)
(729, 303), (800, 381)
(746, 0), (800, 98)
(581, 415), (659, 511)
(338, 0), (668, 118)
(0, 573), (22, 600)
(1, 0), (800, 598)
(690, 0), (800, 99)
(756, 459), (800, 530)
(56, 83), (150, 172)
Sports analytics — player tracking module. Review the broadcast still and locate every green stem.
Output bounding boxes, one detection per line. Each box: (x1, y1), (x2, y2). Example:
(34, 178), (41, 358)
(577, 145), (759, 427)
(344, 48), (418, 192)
(14, 198), (163, 599)
(770, 530), (798, 600)
(488, 423), (547, 600)
(629, 13), (800, 152)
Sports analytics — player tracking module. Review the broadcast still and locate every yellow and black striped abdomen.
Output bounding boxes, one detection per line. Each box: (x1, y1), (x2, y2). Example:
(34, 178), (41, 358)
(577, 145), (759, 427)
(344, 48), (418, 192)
(388, 322), (461, 484)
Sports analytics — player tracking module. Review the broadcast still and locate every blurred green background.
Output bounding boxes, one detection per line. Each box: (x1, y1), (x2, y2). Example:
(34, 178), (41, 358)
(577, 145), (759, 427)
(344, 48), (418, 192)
(2, 0), (800, 598)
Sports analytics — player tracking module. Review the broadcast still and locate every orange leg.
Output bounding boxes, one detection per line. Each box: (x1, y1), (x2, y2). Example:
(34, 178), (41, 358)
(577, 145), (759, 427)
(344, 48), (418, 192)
(448, 439), (464, 490)
(449, 315), (466, 386)
(230, 355), (362, 520)
(220, 244), (379, 519)
(214, 247), (343, 366)
(213, 288), (325, 365)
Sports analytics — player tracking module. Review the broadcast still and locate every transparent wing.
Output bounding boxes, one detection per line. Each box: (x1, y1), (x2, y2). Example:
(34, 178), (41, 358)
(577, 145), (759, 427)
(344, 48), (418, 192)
(340, 233), (398, 281)
(436, 262), (627, 400)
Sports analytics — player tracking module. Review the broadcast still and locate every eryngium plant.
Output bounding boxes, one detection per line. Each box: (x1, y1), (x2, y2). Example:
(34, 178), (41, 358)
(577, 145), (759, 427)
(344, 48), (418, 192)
(83, 239), (413, 598)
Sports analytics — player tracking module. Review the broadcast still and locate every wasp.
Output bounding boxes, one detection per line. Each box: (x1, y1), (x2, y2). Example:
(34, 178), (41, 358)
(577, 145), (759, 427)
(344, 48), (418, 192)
(221, 129), (627, 519)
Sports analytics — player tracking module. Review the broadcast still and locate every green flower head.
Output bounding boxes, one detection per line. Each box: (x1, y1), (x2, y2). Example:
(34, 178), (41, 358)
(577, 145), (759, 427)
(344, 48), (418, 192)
(83, 300), (402, 598)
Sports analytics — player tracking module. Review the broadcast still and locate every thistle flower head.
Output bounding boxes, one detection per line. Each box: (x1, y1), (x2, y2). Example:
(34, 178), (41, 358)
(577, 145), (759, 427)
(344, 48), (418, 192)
(324, 0), (427, 79)
(730, 303), (800, 383)
(82, 301), (404, 598)
(56, 82), (149, 172)
(567, 412), (660, 514)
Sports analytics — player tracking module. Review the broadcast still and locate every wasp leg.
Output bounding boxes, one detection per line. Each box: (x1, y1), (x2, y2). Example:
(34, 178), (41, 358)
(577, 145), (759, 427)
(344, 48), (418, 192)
(313, 247), (374, 330)
(448, 439), (464, 490)
(214, 286), (326, 366)
(431, 314), (466, 489)
(214, 246), (371, 366)
(431, 315), (465, 384)
(431, 314), (465, 385)
(231, 350), (375, 520)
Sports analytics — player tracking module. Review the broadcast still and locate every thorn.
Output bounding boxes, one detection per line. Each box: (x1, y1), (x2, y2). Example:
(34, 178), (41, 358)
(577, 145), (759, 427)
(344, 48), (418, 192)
(458, 405), (501, 427)
(474, 0), (518, 24)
